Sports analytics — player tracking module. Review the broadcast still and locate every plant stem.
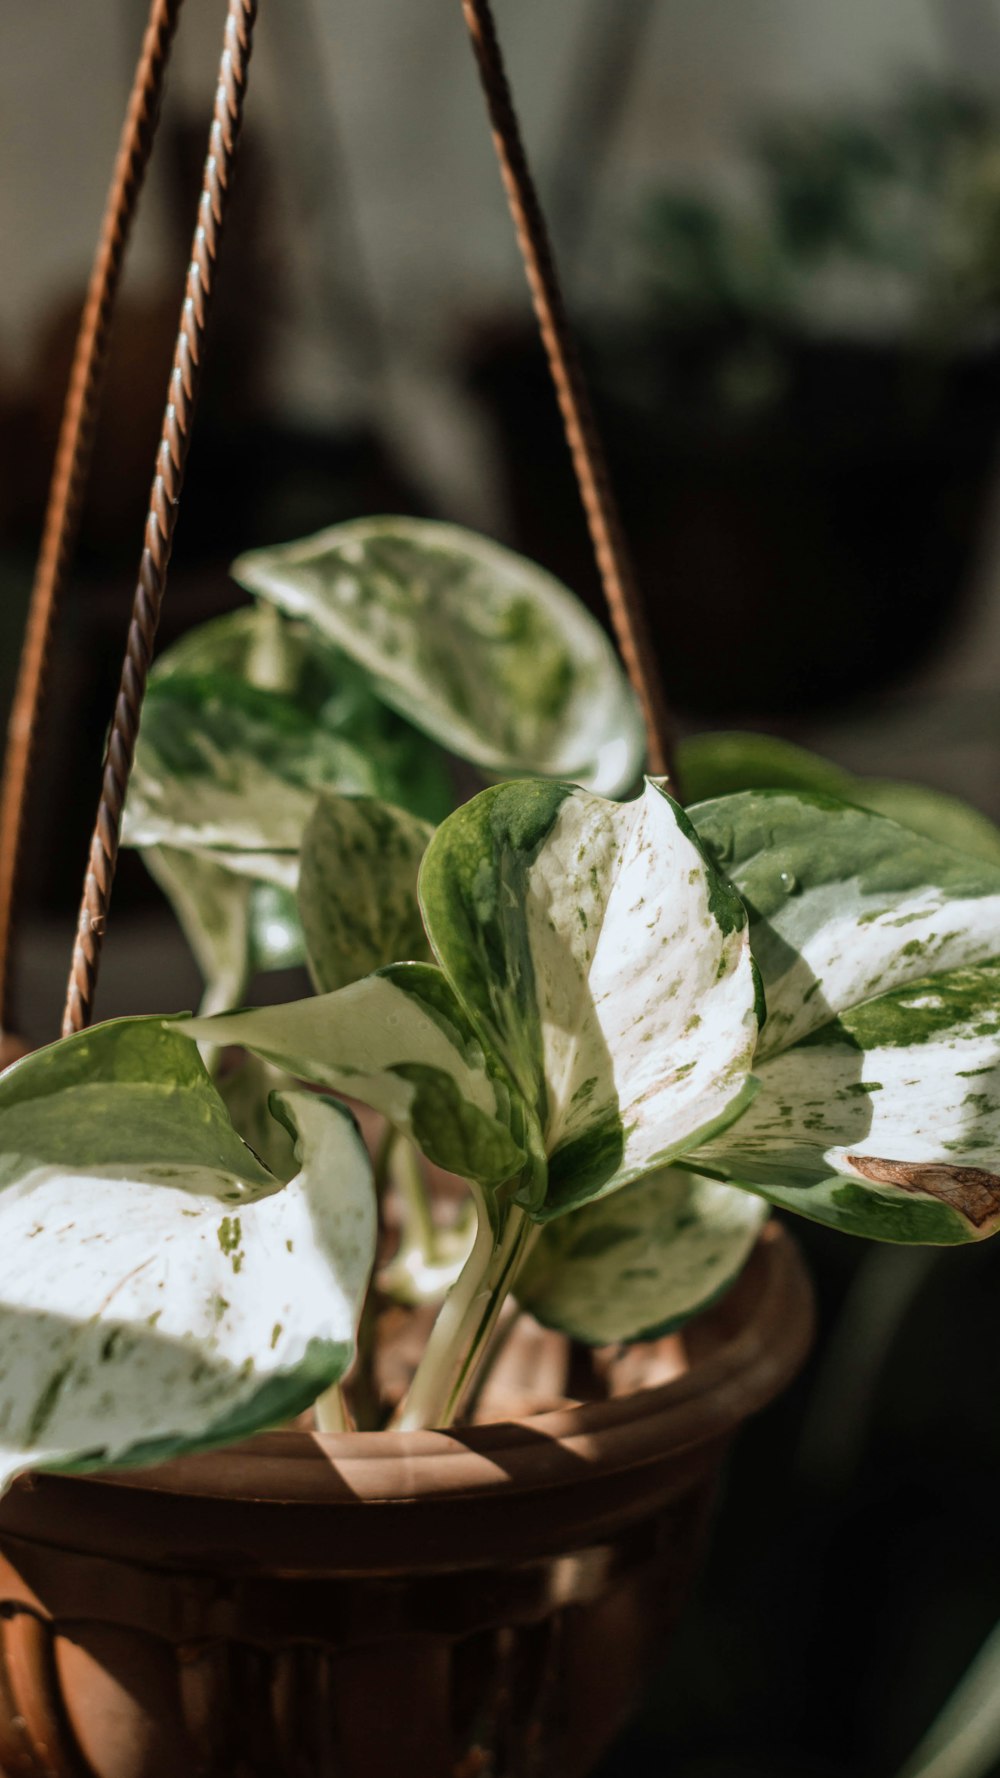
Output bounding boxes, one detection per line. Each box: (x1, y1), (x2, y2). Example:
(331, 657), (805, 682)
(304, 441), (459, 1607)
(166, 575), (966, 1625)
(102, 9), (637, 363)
(392, 1190), (536, 1432)
(314, 1381), (354, 1433)
(392, 1135), (436, 1253)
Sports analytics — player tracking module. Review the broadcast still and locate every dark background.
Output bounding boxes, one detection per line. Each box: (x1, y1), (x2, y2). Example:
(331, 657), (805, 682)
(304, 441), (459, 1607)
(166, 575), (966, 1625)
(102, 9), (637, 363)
(3, 4), (1000, 1774)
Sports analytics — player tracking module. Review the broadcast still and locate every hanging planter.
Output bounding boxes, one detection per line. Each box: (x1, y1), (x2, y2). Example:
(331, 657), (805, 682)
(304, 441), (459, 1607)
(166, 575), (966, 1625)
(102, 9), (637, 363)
(0, 1229), (807, 1778)
(0, 4), (998, 1777)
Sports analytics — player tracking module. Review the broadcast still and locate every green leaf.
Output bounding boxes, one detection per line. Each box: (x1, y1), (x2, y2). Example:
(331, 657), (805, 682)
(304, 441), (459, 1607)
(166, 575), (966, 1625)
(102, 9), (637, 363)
(419, 779), (762, 1219)
(694, 960), (1000, 1243)
(182, 963), (533, 1191)
(123, 672), (377, 855)
(150, 603), (454, 825)
(233, 517), (644, 795)
(298, 792), (433, 993)
(679, 730), (1000, 866)
(690, 790), (1000, 1062)
(0, 1019), (375, 1493)
(150, 602), (319, 697)
(518, 1162), (767, 1343)
(858, 779), (1000, 868)
(678, 731), (853, 804)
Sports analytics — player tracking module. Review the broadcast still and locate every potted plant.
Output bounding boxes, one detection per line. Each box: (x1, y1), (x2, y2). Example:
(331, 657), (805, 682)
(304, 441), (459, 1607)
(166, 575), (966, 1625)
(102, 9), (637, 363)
(0, 513), (997, 1776)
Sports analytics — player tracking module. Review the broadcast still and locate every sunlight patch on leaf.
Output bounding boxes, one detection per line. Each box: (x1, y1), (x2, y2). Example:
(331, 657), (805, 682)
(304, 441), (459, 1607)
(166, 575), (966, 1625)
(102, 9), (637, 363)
(0, 1022), (375, 1494)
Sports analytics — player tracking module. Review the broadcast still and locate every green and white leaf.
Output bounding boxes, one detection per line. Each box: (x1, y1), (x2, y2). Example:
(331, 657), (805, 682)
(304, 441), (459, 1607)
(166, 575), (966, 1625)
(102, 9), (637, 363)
(233, 517), (645, 796)
(690, 790), (1000, 1061)
(123, 673), (377, 855)
(683, 791), (1000, 1243)
(182, 963), (533, 1191)
(150, 602), (314, 696)
(298, 792), (433, 993)
(518, 1162), (767, 1343)
(679, 730), (1000, 867)
(695, 961), (1000, 1243)
(419, 778), (761, 1219)
(0, 1019), (376, 1494)
(148, 602), (453, 825)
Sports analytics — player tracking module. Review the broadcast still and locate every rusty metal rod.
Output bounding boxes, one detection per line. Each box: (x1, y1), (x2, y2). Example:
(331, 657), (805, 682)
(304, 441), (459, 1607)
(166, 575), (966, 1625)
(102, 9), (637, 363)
(63, 0), (259, 1037)
(459, 0), (677, 789)
(0, 0), (184, 1039)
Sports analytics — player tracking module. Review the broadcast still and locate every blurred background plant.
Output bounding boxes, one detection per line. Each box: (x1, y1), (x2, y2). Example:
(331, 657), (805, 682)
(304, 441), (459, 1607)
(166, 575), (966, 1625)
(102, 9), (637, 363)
(637, 82), (1000, 344)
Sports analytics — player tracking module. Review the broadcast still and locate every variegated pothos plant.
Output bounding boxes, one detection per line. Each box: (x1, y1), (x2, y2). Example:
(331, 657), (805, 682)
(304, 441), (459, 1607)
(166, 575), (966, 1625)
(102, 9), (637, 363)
(0, 517), (997, 1487)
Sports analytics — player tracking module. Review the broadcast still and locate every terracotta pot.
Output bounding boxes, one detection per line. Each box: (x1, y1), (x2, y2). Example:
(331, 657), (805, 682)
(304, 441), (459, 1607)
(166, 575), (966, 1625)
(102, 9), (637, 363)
(0, 1223), (812, 1778)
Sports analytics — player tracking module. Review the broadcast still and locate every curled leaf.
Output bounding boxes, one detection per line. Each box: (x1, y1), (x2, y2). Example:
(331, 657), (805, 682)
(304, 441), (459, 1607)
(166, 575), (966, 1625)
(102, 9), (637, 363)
(233, 517), (645, 795)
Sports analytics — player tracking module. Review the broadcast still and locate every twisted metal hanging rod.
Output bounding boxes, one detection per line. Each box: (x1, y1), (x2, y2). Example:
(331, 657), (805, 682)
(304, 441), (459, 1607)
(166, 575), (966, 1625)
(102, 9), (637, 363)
(63, 0), (260, 1036)
(0, 0), (184, 1042)
(458, 0), (677, 790)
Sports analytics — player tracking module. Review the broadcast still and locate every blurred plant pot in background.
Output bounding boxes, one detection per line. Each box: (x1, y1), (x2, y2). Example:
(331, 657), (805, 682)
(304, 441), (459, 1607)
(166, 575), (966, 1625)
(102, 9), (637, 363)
(468, 320), (1000, 719)
(0, 1225), (810, 1778)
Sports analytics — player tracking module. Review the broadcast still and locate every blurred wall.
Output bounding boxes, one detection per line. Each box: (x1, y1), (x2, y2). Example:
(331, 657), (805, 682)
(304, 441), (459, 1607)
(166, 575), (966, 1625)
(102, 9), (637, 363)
(0, 0), (975, 390)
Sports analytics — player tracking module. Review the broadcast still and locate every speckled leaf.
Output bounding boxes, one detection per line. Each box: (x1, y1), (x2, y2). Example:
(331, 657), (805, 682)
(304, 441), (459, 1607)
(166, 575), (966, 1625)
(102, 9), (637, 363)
(151, 602), (315, 695)
(694, 961), (1000, 1243)
(232, 517), (644, 796)
(0, 1020), (376, 1494)
(690, 791), (1000, 1062)
(298, 793), (433, 993)
(418, 779), (762, 1220)
(148, 603), (453, 825)
(123, 673), (377, 855)
(182, 963), (533, 1191)
(518, 1163), (767, 1343)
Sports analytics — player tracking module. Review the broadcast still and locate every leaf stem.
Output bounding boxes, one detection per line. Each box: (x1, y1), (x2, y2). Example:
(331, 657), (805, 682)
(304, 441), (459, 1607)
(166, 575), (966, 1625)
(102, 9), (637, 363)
(314, 1381), (355, 1433)
(391, 1188), (536, 1431)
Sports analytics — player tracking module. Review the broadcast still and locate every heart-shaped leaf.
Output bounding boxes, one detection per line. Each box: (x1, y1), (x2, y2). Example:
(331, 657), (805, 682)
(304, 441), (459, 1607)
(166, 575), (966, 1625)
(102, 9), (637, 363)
(688, 791), (1000, 1241)
(517, 1162), (768, 1343)
(0, 1020), (375, 1493)
(184, 963), (533, 1192)
(232, 518), (645, 796)
(298, 793), (433, 993)
(419, 779), (762, 1218)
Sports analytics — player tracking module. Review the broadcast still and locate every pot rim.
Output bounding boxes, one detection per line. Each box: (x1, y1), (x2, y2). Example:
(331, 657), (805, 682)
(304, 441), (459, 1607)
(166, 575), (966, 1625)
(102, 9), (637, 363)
(59, 1219), (812, 1510)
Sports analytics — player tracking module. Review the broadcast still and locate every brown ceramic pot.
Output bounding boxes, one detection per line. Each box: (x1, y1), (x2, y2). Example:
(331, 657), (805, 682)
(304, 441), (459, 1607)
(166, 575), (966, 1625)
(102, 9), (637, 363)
(0, 1223), (812, 1778)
